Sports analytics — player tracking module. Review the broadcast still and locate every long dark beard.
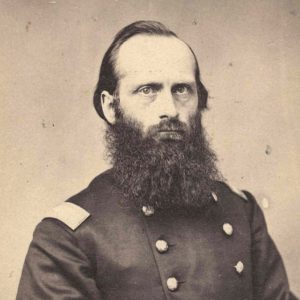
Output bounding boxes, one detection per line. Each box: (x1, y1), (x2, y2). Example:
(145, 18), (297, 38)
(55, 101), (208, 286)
(105, 112), (221, 211)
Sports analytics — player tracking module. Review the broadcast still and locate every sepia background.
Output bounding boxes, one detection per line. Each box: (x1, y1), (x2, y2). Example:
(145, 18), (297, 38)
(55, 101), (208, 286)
(1, 0), (299, 298)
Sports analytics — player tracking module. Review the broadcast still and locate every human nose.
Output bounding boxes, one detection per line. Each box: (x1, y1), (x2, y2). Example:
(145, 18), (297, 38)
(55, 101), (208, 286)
(158, 90), (178, 119)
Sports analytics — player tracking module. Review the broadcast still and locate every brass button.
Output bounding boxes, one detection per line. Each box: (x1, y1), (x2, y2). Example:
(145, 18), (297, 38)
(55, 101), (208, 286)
(234, 261), (244, 274)
(155, 240), (169, 253)
(142, 205), (155, 216)
(166, 277), (178, 291)
(223, 223), (233, 236)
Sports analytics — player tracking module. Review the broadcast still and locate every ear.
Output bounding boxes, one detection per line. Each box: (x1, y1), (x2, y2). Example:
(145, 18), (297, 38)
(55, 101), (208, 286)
(101, 91), (116, 124)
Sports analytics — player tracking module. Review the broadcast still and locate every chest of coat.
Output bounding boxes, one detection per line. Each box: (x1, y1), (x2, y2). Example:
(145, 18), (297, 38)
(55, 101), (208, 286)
(78, 206), (253, 299)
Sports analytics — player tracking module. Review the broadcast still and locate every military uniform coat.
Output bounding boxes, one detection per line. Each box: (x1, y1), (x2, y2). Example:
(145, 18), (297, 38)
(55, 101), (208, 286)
(17, 169), (296, 299)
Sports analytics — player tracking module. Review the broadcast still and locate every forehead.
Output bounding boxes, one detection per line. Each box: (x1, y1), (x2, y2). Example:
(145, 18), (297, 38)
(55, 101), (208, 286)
(116, 35), (196, 82)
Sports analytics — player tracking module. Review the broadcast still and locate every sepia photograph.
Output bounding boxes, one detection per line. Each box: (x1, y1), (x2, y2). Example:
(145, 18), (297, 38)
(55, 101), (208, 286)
(1, 0), (299, 299)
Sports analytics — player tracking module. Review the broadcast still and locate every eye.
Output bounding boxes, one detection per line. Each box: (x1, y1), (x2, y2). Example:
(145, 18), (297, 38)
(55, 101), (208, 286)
(138, 86), (156, 96)
(173, 85), (190, 95)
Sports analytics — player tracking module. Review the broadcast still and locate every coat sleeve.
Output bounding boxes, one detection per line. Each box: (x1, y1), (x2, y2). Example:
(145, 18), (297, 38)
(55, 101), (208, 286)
(244, 191), (298, 300)
(16, 219), (103, 300)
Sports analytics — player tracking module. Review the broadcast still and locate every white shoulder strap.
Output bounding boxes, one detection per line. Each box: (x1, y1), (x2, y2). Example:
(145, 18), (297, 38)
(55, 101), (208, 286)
(45, 202), (90, 230)
(229, 184), (248, 201)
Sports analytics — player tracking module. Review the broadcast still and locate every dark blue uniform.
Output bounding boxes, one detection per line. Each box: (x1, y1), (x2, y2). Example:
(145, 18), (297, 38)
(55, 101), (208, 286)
(17, 169), (297, 299)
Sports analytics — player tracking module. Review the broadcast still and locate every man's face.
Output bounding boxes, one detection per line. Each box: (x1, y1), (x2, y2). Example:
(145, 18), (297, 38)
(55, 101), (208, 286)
(105, 34), (220, 209)
(115, 35), (199, 141)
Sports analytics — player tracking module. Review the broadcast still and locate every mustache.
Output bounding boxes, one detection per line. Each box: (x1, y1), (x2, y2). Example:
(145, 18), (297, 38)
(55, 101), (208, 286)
(146, 118), (188, 137)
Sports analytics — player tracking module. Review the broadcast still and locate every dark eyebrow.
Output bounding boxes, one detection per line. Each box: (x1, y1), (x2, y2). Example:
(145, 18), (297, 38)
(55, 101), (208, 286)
(172, 82), (196, 88)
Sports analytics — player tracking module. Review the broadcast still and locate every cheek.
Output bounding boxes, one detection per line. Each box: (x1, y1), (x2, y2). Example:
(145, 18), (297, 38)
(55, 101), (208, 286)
(177, 97), (198, 122)
(118, 99), (155, 133)
(119, 101), (151, 123)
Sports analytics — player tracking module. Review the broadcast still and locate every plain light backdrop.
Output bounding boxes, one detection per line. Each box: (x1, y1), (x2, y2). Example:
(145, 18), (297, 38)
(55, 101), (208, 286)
(1, 0), (299, 298)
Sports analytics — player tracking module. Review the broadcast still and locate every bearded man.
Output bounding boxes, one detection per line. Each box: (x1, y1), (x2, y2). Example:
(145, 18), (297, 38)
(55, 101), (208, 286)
(17, 21), (297, 300)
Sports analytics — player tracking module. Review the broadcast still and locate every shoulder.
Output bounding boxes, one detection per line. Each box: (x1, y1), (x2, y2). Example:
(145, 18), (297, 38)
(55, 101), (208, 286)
(214, 181), (249, 201)
(43, 169), (118, 231)
(44, 202), (90, 231)
(213, 181), (262, 223)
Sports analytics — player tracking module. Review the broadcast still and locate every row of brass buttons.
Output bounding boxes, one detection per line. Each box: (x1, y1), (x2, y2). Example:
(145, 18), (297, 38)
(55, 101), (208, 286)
(141, 191), (244, 293)
(142, 206), (179, 291)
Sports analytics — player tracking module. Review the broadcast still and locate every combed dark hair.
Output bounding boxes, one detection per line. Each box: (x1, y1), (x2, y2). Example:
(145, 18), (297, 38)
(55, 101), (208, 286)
(93, 20), (208, 121)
